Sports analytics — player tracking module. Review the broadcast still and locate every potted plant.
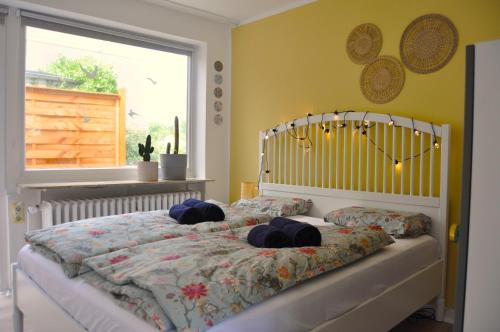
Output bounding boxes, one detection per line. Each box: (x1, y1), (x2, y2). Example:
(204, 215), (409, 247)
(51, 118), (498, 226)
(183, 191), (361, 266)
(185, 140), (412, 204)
(160, 116), (187, 180)
(137, 134), (158, 181)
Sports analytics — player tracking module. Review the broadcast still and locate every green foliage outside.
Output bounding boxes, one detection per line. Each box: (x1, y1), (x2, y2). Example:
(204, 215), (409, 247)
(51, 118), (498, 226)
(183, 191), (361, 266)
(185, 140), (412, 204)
(126, 121), (187, 165)
(46, 55), (118, 93)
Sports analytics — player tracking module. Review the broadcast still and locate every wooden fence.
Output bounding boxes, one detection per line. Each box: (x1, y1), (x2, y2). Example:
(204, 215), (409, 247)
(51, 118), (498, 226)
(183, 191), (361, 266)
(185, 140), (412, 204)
(25, 86), (126, 169)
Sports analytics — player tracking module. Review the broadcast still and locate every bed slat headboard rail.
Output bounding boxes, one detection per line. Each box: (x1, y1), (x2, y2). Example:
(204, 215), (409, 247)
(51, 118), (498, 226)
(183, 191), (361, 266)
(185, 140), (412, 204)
(259, 112), (448, 197)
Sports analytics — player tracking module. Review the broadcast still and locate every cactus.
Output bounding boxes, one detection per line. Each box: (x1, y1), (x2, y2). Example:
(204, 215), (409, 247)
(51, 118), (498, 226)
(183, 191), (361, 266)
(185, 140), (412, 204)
(165, 116), (180, 154)
(138, 134), (154, 161)
(174, 116), (179, 154)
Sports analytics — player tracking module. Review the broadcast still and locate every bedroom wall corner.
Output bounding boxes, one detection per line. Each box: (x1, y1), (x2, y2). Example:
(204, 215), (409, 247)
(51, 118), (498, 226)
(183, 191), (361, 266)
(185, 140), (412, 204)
(230, 0), (500, 307)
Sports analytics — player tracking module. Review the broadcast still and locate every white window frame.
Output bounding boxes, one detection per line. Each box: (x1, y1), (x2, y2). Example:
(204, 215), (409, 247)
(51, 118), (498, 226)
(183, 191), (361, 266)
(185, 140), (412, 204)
(10, 10), (199, 184)
(0, 6), (10, 292)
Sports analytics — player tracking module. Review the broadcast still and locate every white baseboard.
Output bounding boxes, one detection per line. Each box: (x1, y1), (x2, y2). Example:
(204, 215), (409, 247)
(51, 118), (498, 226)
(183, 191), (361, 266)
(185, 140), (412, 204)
(444, 308), (455, 324)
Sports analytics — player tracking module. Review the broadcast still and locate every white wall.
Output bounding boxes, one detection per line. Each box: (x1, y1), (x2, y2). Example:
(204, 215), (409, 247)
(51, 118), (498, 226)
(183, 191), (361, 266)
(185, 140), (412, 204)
(0, 0), (232, 290)
(463, 39), (500, 332)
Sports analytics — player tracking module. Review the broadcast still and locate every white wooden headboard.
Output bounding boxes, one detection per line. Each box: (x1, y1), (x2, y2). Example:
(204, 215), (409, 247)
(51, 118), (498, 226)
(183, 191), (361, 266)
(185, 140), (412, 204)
(258, 111), (450, 290)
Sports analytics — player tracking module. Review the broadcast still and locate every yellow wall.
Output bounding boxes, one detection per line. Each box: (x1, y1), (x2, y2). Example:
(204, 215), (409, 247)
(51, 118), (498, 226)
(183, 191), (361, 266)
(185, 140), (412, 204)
(231, 0), (500, 307)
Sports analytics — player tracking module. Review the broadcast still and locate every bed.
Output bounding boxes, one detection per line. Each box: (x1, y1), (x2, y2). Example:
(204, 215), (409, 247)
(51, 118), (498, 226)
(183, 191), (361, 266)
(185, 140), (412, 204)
(12, 112), (450, 332)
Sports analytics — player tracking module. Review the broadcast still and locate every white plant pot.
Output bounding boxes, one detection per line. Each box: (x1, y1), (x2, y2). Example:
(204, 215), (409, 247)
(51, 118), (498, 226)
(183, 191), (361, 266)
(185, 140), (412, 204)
(137, 161), (158, 182)
(159, 154), (187, 180)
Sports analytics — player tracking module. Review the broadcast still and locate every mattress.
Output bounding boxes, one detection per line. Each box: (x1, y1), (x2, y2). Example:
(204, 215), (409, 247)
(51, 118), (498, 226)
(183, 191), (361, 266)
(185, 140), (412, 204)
(17, 216), (439, 332)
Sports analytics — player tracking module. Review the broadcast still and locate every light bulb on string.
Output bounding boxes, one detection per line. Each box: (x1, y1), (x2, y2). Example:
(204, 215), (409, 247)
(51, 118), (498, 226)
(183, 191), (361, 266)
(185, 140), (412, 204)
(394, 159), (402, 170)
(430, 123), (440, 150)
(388, 113), (396, 127)
(411, 118), (419, 136)
(333, 110), (339, 121)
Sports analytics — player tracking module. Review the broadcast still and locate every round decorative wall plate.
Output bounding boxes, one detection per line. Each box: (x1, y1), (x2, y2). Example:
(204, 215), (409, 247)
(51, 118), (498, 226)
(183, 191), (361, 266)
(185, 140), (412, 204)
(400, 14), (458, 74)
(214, 61), (223, 72)
(214, 101), (223, 112)
(360, 56), (405, 104)
(346, 23), (383, 64)
(214, 74), (223, 85)
(214, 87), (223, 98)
(214, 113), (223, 125)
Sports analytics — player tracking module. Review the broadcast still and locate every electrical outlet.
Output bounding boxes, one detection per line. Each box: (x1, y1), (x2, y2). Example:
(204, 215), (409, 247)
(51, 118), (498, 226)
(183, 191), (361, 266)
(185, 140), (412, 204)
(9, 201), (25, 224)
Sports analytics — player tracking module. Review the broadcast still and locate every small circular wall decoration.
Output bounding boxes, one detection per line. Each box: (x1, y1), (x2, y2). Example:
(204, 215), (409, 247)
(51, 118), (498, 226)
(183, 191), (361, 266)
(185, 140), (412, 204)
(346, 23), (383, 64)
(400, 14), (458, 74)
(214, 87), (223, 98)
(360, 56), (405, 104)
(214, 74), (223, 85)
(214, 113), (223, 125)
(214, 61), (223, 72)
(214, 101), (223, 112)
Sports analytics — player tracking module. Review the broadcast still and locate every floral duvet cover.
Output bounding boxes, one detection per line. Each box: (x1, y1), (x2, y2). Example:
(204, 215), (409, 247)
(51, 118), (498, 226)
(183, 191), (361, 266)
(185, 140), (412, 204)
(25, 204), (272, 278)
(82, 225), (394, 331)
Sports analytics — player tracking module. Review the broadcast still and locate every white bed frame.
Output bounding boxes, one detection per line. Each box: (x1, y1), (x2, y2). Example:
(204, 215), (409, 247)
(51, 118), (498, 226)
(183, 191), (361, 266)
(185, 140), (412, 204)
(12, 112), (450, 332)
(258, 112), (450, 330)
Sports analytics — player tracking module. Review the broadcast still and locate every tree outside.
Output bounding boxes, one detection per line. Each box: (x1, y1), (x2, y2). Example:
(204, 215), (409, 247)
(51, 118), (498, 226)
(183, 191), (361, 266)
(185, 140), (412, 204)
(46, 55), (118, 93)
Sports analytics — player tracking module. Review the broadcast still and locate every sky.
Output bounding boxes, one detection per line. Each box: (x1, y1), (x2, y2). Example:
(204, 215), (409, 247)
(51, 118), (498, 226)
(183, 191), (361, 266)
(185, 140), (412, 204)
(25, 27), (189, 132)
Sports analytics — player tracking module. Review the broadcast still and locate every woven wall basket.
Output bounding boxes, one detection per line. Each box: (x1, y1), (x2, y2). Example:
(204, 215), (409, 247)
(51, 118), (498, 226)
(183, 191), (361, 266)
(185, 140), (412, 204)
(347, 23), (383, 64)
(400, 14), (458, 74)
(360, 56), (405, 104)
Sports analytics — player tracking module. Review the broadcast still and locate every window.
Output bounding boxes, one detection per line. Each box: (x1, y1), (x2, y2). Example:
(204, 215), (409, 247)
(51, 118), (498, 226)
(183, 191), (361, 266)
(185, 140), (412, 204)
(0, 6), (7, 24)
(24, 22), (191, 169)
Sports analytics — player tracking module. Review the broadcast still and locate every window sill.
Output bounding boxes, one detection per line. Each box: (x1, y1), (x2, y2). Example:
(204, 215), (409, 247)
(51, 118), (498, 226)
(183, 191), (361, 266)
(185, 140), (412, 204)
(18, 166), (198, 186)
(18, 178), (213, 190)
(24, 166), (138, 172)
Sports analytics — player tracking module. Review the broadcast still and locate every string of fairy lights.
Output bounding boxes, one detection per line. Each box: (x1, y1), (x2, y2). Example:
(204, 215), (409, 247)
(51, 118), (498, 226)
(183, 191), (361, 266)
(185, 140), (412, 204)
(259, 111), (440, 183)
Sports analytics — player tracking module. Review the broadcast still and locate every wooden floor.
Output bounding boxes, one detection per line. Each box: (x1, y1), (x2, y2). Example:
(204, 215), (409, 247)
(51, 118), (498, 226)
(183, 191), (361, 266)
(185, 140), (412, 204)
(390, 319), (453, 332)
(1, 294), (16, 332)
(0, 294), (452, 332)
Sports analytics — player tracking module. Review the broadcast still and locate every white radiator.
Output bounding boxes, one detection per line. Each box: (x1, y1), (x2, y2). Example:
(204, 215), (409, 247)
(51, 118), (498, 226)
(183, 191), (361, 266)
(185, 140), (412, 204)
(28, 191), (201, 229)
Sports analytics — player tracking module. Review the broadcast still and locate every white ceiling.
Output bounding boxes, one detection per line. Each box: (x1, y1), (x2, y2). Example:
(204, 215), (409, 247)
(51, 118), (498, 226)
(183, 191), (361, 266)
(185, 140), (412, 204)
(144, 0), (316, 25)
